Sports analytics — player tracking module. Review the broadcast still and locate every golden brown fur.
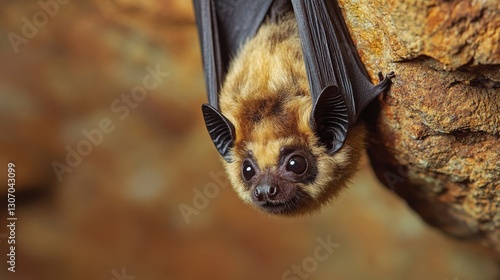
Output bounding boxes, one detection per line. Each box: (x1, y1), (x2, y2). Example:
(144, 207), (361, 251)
(219, 14), (366, 215)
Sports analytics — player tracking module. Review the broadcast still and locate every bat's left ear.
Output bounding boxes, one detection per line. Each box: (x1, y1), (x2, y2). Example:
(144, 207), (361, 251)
(310, 86), (349, 154)
(202, 104), (236, 162)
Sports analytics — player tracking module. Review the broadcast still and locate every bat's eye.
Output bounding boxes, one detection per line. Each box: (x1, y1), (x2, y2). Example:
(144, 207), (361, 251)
(286, 155), (308, 174)
(242, 161), (256, 181)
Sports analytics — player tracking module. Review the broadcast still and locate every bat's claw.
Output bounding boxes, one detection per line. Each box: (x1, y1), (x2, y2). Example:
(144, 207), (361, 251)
(378, 72), (384, 81)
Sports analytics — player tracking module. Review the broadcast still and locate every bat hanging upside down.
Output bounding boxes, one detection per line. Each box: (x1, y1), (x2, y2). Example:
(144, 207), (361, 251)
(194, 0), (394, 216)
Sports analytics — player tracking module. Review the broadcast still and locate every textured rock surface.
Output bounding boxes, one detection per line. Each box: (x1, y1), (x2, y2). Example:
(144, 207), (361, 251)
(338, 0), (499, 254)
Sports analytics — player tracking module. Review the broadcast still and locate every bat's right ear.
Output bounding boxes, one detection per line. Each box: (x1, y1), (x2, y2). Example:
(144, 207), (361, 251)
(202, 104), (236, 162)
(310, 86), (349, 155)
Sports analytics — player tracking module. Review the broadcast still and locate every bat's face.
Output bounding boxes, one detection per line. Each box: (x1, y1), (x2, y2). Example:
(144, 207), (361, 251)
(222, 116), (365, 216)
(202, 15), (366, 216)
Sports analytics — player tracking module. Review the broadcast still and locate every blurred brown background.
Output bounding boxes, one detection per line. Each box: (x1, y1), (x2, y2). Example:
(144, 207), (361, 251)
(0, 1), (498, 279)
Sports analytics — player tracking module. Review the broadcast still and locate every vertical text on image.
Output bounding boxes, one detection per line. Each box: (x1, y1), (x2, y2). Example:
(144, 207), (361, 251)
(6, 162), (17, 273)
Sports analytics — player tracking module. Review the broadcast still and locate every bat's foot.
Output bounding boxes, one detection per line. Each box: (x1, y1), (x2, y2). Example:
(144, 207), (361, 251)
(378, 71), (395, 82)
(374, 71), (395, 94)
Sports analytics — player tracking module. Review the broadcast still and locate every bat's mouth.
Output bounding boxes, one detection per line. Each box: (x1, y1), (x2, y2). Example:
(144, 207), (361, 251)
(259, 200), (292, 215)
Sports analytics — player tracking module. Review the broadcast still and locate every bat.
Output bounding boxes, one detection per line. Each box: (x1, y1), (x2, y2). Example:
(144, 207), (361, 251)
(194, 0), (394, 215)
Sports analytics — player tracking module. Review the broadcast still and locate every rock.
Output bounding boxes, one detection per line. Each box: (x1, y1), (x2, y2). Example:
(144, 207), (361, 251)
(338, 0), (500, 255)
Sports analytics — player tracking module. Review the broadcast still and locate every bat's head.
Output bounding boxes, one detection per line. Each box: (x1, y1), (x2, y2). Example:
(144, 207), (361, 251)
(201, 15), (366, 216)
(202, 99), (366, 216)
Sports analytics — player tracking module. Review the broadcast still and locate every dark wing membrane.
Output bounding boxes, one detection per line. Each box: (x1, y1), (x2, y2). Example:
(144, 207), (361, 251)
(193, 0), (274, 109)
(291, 0), (392, 124)
(292, 0), (392, 153)
(193, 0), (221, 109)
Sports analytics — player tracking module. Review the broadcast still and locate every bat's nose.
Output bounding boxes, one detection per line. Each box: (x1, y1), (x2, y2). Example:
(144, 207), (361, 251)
(254, 184), (279, 202)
